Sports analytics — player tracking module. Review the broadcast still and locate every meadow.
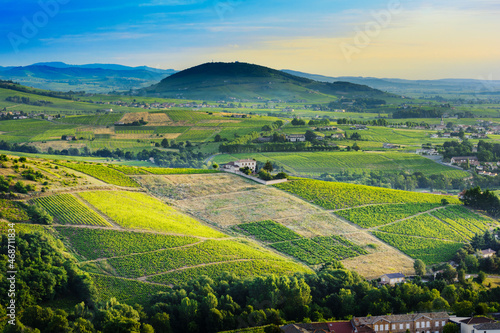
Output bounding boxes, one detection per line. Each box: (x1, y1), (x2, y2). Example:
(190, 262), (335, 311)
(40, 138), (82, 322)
(58, 162), (140, 187)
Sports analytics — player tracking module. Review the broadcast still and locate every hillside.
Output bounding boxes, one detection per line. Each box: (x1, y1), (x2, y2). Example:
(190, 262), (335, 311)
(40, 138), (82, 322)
(0, 63), (175, 93)
(143, 62), (390, 102)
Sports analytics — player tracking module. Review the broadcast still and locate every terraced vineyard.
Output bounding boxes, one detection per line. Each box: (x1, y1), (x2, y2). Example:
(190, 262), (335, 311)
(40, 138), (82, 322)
(79, 191), (225, 238)
(336, 203), (441, 228)
(31, 194), (111, 226)
(372, 231), (463, 264)
(90, 273), (171, 304)
(237, 220), (302, 242)
(431, 206), (491, 235)
(378, 214), (466, 242)
(56, 227), (199, 260)
(106, 240), (301, 278)
(271, 235), (367, 265)
(147, 259), (309, 285)
(275, 179), (460, 210)
(108, 164), (149, 175)
(58, 162), (140, 187)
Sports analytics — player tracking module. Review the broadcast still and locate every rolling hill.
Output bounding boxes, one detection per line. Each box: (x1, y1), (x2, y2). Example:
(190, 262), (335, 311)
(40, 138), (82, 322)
(143, 62), (391, 102)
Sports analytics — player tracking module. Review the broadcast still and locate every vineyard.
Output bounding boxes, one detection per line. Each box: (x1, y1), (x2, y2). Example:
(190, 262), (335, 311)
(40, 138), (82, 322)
(106, 240), (295, 278)
(58, 162), (140, 187)
(147, 259), (310, 285)
(0, 199), (28, 222)
(236, 220), (302, 242)
(108, 164), (149, 175)
(271, 235), (367, 265)
(78, 191), (225, 238)
(335, 203), (441, 228)
(378, 213), (466, 242)
(56, 227), (199, 260)
(31, 194), (111, 226)
(274, 179), (460, 210)
(90, 273), (171, 305)
(372, 231), (464, 264)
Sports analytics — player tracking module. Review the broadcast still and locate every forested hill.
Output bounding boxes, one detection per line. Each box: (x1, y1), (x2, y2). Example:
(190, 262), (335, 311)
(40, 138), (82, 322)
(143, 62), (390, 101)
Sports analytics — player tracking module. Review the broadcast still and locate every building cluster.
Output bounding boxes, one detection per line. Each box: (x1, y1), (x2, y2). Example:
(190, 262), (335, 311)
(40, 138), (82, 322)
(450, 156), (500, 176)
(280, 313), (500, 333)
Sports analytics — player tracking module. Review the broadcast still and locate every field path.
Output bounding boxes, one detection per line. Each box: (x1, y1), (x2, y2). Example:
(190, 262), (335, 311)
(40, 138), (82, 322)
(137, 259), (253, 281)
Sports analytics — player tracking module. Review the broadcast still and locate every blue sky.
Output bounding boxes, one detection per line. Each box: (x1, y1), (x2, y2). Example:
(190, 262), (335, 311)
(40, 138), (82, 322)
(1, 0), (499, 79)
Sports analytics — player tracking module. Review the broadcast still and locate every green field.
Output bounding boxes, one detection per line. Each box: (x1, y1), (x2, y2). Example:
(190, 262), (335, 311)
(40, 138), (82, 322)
(90, 273), (171, 305)
(31, 194), (111, 226)
(212, 151), (470, 178)
(141, 167), (219, 175)
(372, 231), (464, 264)
(78, 191), (226, 238)
(236, 220), (302, 242)
(147, 259), (309, 285)
(58, 162), (140, 187)
(335, 203), (441, 228)
(275, 179), (460, 210)
(56, 227), (199, 260)
(379, 213), (466, 242)
(106, 239), (295, 278)
(271, 235), (367, 265)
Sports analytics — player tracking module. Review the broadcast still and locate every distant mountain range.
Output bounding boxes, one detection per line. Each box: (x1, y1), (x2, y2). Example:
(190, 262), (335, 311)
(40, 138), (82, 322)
(141, 62), (390, 102)
(0, 62), (176, 93)
(282, 70), (500, 96)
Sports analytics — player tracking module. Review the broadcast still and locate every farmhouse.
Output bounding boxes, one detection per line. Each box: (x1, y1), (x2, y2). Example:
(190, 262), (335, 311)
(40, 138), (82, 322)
(317, 126), (338, 131)
(351, 312), (450, 333)
(448, 317), (497, 333)
(480, 248), (496, 258)
(416, 149), (439, 155)
(330, 133), (345, 139)
(473, 323), (500, 333)
(286, 134), (306, 142)
(383, 143), (399, 149)
(222, 159), (257, 172)
(379, 273), (405, 285)
(450, 156), (479, 166)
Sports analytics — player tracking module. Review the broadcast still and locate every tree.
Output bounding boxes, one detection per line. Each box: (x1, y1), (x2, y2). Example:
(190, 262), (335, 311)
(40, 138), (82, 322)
(352, 142), (360, 151)
(26, 204), (53, 225)
(443, 323), (459, 333)
(305, 130), (317, 142)
(414, 259), (426, 276)
(212, 163), (218, 170)
(263, 161), (274, 172)
(161, 138), (169, 148)
(258, 170), (273, 181)
(350, 132), (361, 140)
(477, 271), (487, 284)
(214, 134), (222, 142)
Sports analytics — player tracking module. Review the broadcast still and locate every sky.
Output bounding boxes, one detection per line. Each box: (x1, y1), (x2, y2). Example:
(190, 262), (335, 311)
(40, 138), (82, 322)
(0, 0), (499, 79)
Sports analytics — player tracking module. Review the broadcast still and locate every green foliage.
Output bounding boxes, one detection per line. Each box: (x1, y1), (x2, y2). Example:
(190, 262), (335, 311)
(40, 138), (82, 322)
(414, 259), (426, 276)
(275, 179), (460, 210)
(58, 162), (140, 187)
(336, 203), (440, 228)
(430, 206), (490, 239)
(31, 194), (110, 226)
(79, 191), (225, 238)
(56, 227), (199, 260)
(372, 232), (463, 264)
(461, 186), (500, 217)
(0, 199), (29, 222)
(108, 164), (149, 175)
(26, 204), (53, 225)
(237, 220), (302, 242)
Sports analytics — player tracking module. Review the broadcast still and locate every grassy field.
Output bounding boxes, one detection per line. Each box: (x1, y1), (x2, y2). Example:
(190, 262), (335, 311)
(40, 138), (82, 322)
(212, 151), (470, 178)
(58, 162), (140, 187)
(78, 191), (226, 238)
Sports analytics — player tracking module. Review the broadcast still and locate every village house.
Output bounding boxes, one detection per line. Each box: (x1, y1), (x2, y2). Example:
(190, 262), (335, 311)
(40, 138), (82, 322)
(383, 143), (399, 149)
(222, 159), (257, 172)
(473, 323), (500, 333)
(330, 133), (345, 139)
(352, 312), (450, 333)
(478, 171), (498, 177)
(286, 134), (306, 142)
(449, 317), (497, 333)
(416, 149), (439, 156)
(281, 321), (354, 333)
(317, 126), (338, 131)
(480, 248), (496, 258)
(450, 156), (479, 166)
(379, 273), (405, 285)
